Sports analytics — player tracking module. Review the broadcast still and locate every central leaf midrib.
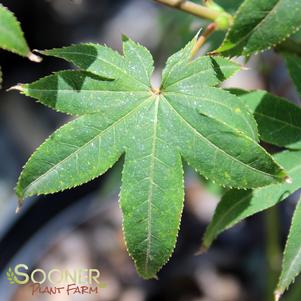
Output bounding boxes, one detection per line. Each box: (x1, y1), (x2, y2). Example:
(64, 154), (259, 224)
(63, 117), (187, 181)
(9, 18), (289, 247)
(165, 91), (257, 141)
(144, 96), (160, 274)
(25, 88), (148, 94)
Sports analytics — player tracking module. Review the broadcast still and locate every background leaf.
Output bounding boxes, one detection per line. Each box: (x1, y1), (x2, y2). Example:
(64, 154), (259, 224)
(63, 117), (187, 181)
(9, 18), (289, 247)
(203, 150), (301, 249)
(216, 0), (301, 56)
(276, 197), (301, 297)
(231, 90), (301, 150)
(0, 4), (34, 60)
(284, 54), (301, 98)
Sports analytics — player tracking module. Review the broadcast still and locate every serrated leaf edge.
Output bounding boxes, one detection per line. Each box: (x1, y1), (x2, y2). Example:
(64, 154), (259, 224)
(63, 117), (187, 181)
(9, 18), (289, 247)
(119, 154), (185, 280)
(15, 95), (153, 203)
(10, 69), (150, 117)
(202, 159), (301, 249)
(276, 196), (301, 297)
(37, 41), (150, 88)
(0, 4), (41, 61)
(162, 95), (288, 187)
(236, 89), (301, 150)
(216, 0), (301, 57)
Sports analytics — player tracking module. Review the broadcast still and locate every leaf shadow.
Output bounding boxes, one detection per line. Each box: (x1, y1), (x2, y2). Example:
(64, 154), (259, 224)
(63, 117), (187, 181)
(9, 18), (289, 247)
(209, 57), (227, 82)
(67, 44), (100, 71)
(28, 70), (113, 112)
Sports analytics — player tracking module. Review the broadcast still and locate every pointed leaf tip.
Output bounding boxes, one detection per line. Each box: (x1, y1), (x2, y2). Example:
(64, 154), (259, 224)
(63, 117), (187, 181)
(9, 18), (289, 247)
(274, 290), (282, 301)
(121, 34), (129, 42)
(241, 65), (250, 71)
(7, 84), (24, 92)
(285, 176), (293, 184)
(15, 199), (23, 214)
(28, 52), (42, 63)
(195, 28), (203, 39)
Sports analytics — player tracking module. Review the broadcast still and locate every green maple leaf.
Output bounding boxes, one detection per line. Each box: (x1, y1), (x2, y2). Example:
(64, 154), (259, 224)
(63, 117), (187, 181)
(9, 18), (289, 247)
(12, 36), (287, 279)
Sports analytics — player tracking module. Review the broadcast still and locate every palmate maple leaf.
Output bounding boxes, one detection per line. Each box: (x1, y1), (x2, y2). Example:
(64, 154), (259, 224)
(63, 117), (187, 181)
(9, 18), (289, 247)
(12, 36), (287, 279)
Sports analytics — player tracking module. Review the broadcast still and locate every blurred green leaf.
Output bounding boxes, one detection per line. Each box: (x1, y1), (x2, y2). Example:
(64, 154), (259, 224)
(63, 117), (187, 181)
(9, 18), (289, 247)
(203, 150), (301, 249)
(231, 89), (301, 150)
(285, 54), (301, 98)
(216, 0), (301, 56)
(0, 4), (29, 57)
(276, 197), (301, 297)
